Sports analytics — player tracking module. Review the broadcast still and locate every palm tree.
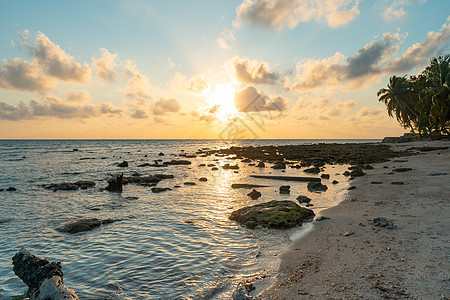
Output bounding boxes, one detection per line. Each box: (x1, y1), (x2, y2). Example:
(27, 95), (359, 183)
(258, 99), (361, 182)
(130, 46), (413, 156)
(377, 75), (418, 133)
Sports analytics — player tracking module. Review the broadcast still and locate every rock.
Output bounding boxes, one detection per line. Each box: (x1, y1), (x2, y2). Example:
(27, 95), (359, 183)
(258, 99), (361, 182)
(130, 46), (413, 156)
(348, 186), (357, 190)
(249, 175), (320, 182)
(163, 160), (191, 165)
(158, 152), (164, 156)
(320, 173), (330, 179)
(12, 247), (78, 299)
(332, 180), (339, 184)
(151, 187), (171, 193)
(364, 164), (374, 170)
(44, 183), (79, 191)
(343, 171), (351, 176)
(207, 164), (216, 167)
(105, 174), (123, 192)
(279, 185), (290, 194)
(343, 231), (354, 237)
(229, 200), (315, 229)
(350, 168), (366, 178)
(304, 167), (320, 174)
(241, 158), (252, 163)
(184, 182), (196, 186)
(223, 163), (239, 170)
(373, 217), (396, 229)
(316, 216), (330, 221)
(305, 203), (314, 207)
(72, 148), (79, 151)
(296, 195), (312, 203)
(74, 181), (95, 189)
(307, 181), (328, 192)
(117, 161), (128, 167)
(256, 162), (265, 168)
(6, 187), (17, 191)
(393, 168), (412, 172)
(247, 189), (262, 200)
(231, 184), (269, 189)
(199, 177), (208, 182)
(371, 181), (383, 184)
(271, 163), (286, 169)
(199, 164), (206, 167)
(59, 218), (116, 234)
(154, 174), (174, 180)
(428, 173), (448, 176)
(211, 167), (219, 170)
(391, 181), (404, 185)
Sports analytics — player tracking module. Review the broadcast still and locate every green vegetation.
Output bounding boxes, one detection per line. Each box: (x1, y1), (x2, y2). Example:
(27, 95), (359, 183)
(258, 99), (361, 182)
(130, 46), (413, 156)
(378, 55), (450, 136)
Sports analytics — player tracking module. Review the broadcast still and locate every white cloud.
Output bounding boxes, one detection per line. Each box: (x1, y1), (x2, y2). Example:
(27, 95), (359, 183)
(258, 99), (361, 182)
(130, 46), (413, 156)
(188, 75), (209, 93)
(217, 28), (236, 49)
(93, 48), (118, 81)
(233, 56), (279, 84)
(66, 90), (92, 103)
(383, 0), (409, 22)
(152, 98), (181, 115)
(234, 86), (288, 112)
(235, 0), (360, 30)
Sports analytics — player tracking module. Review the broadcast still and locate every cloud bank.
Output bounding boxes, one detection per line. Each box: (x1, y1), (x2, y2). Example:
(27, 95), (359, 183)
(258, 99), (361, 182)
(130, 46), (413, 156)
(234, 86), (288, 112)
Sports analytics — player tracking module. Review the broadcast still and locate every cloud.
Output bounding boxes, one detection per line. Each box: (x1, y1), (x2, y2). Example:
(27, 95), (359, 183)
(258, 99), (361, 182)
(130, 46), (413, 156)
(386, 18), (450, 72)
(188, 75), (209, 93)
(234, 86), (288, 112)
(235, 0), (360, 30)
(130, 108), (149, 119)
(191, 110), (216, 123)
(0, 97), (122, 121)
(0, 31), (91, 92)
(347, 107), (384, 124)
(233, 56), (279, 84)
(93, 48), (118, 81)
(152, 98), (181, 115)
(383, 0), (408, 22)
(125, 70), (151, 102)
(217, 28), (236, 49)
(290, 33), (403, 91)
(66, 90), (92, 103)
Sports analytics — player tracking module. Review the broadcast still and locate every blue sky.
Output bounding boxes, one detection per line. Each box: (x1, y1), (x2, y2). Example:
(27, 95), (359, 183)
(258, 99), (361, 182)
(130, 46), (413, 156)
(0, 0), (449, 139)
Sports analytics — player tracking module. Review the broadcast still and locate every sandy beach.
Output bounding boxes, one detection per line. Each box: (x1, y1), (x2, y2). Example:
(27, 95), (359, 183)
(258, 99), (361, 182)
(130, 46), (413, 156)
(259, 141), (450, 299)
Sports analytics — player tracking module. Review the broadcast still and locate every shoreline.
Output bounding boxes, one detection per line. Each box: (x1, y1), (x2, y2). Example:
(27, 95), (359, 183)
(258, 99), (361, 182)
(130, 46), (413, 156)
(257, 140), (450, 299)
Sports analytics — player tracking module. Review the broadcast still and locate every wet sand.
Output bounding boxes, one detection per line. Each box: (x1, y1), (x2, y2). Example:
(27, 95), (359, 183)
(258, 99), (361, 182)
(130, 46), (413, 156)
(259, 141), (450, 299)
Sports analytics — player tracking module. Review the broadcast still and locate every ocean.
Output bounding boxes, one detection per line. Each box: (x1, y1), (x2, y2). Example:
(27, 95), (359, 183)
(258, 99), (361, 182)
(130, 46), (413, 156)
(0, 139), (378, 299)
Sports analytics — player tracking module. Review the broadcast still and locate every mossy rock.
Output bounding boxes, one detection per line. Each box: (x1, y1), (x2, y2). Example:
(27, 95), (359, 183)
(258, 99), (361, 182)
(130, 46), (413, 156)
(229, 200), (315, 229)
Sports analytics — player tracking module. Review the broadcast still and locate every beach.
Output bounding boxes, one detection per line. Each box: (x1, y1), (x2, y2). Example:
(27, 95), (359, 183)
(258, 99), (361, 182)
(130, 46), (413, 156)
(259, 141), (450, 299)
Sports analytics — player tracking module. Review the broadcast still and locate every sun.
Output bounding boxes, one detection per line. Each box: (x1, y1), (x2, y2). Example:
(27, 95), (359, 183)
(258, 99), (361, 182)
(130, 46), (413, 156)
(205, 83), (238, 121)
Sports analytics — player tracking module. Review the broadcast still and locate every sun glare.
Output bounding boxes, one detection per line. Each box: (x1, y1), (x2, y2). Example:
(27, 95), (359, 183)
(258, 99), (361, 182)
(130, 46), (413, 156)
(205, 83), (238, 121)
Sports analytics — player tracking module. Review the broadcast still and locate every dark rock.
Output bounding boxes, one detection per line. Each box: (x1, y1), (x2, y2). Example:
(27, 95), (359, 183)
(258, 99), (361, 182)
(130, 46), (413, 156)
(231, 183), (269, 189)
(241, 158), (252, 163)
(207, 164), (216, 167)
(350, 168), (366, 178)
(12, 247), (78, 299)
(348, 186), (357, 190)
(44, 183), (80, 191)
(247, 189), (262, 200)
(343, 171), (351, 176)
(320, 173), (330, 179)
(74, 181), (95, 189)
(305, 203), (314, 207)
(249, 175), (320, 182)
(6, 187), (17, 191)
(154, 174), (174, 180)
(199, 177), (208, 182)
(211, 167), (219, 170)
(105, 174), (123, 192)
(158, 152), (165, 156)
(316, 216), (330, 221)
(199, 164), (206, 167)
(279, 185), (290, 194)
(151, 187), (171, 193)
(307, 181), (328, 192)
(163, 160), (191, 165)
(229, 200), (315, 229)
(371, 181), (383, 184)
(60, 218), (116, 234)
(373, 217), (396, 229)
(271, 163), (286, 169)
(256, 162), (265, 168)
(223, 163), (239, 170)
(117, 161), (128, 167)
(296, 195), (312, 203)
(391, 181), (404, 185)
(174, 185), (181, 188)
(428, 173), (448, 176)
(332, 180), (339, 184)
(364, 164), (374, 170)
(184, 182), (196, 186)
(393, 168), (412, 172)
(73, 149), (79, 151)
(304, 167), (320, 174)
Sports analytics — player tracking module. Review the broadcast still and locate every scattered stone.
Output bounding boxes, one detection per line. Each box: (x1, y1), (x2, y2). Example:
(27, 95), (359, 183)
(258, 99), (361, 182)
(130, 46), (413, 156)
(307, 181), (328, 192)
(371, 181), (383, 184)
(105, 174), (123, 192)
(343, 231), (354, 237)
(296, 195), (312, 203)
(279, 185), (290, 194)
(249, 175), (320, 182)
(374, 201), (384, 206)
(223, 163), (239, 170)
(256, 162), (265, 168)
(348, 186), (357, 190)
(241, 158), (252, 163)
(6, 187), (17, 191)
(393, 168), (412, 172)
(373, 217), (396, 229)
(74, 181), (96, 189)
(350, 168), (366, 178)
(59, 218), (116, 234)
(73, 149), (79, 151)
(44, 181), (96, 192)
(304, 167), (320, 174)
(332, 180), (339, 184)
(163, 160), (191, 165)
(151, 187), (171, 193)
(199, 164), (206, 167)
(207, 164), (216, 167)
(391, 181), (404, 185)
(320, 173), (330, 179)
(12, 247), (78, 299)
(199, 177), (208, 182)
(229, 200), (315, 229)
(428, 173), (448, 176)
(364, 164), (374, 170)
(174, 185), (181, 188)
(231, 184), (269, 189)
(247, 189), (262, 200)
(343, 171), (351, 176)
(158, 152), (164, 156)
(305, 203), (314, 207)
(316, 216), (330, 221)
(184, 182), (196, 186)
(117, 161), (128, 167)
(272, 163), (286, 169)
(211, 167), (219, 171)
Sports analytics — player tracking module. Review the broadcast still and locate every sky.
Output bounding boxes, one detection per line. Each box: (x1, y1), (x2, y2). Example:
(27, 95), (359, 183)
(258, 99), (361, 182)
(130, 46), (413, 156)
(0, 0), (449, 139)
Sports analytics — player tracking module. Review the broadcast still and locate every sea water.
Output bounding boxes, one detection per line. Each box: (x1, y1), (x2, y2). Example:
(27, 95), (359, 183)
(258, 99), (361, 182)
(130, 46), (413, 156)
(0, 139), (377, 299)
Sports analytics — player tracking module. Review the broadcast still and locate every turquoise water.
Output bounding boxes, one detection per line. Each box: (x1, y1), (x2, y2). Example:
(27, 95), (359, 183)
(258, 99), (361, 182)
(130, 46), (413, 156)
(0, 139), (377, 299)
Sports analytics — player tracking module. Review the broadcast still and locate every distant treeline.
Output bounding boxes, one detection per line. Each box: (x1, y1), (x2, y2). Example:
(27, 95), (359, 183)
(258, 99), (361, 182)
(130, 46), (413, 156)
(378, 55), (450, 136)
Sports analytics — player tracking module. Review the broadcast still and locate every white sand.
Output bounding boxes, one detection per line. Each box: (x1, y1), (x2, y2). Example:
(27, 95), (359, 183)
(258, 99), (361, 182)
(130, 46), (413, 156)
(259, 141), (450, 299)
